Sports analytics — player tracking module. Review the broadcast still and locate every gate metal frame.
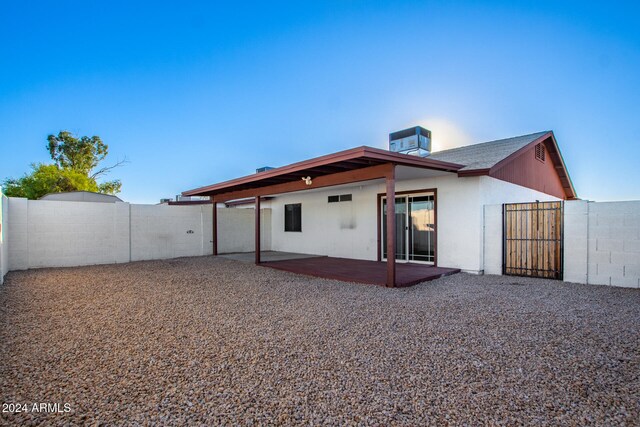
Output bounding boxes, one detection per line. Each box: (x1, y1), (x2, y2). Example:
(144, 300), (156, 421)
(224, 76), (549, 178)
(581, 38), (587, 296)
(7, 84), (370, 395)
(502, 201), (564, 280)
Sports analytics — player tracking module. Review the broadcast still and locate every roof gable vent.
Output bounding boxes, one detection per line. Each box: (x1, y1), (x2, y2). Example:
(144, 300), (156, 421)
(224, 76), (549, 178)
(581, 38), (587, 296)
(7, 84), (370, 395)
(535, 143), (546, 162)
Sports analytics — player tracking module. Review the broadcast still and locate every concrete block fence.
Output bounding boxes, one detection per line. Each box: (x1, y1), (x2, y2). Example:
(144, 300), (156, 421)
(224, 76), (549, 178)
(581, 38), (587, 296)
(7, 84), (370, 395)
(484, 200), (640, 288)
(0, 195), (8, 284)
(0, 196), (271, 282)
(564, 200), (640, 288)
(1, 194), (638, 289)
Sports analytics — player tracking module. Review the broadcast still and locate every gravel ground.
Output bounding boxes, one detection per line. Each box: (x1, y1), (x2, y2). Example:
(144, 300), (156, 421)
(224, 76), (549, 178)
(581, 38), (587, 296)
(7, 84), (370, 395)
(1, 257), (639, 426)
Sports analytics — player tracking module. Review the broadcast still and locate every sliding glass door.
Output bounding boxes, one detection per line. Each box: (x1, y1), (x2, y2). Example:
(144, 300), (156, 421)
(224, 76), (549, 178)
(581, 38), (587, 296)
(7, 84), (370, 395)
(382, 197), (407, 261)
(382, 192), (435, 264)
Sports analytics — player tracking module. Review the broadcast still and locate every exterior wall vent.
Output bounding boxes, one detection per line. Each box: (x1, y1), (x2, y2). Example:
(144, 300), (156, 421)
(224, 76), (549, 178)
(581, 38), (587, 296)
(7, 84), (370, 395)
(535, 143), (546, 162)
(389, 126), (432, 156)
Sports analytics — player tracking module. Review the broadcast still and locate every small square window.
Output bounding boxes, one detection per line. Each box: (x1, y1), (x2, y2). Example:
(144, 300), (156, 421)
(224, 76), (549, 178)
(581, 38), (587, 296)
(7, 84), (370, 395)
(284, 203), (301, 232)
(328, 194), (352, 203)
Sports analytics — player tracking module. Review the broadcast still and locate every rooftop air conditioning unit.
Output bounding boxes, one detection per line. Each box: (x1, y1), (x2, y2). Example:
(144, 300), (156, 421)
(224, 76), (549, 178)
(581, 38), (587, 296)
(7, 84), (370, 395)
(256, 166), (275, 173)
(389, 126), (432, 156)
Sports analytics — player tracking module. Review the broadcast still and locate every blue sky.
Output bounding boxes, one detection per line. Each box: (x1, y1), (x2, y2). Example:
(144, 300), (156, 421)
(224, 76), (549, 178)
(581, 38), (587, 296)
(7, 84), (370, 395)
(1, 1), (639, 203)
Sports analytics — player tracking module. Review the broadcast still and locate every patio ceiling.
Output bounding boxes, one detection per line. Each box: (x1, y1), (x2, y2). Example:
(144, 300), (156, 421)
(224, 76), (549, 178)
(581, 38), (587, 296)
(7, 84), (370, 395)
(183, 146), (463, 202)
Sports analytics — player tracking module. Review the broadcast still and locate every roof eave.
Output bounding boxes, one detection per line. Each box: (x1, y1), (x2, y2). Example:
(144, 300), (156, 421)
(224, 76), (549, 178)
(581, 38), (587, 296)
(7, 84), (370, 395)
(477, 131), (577, 199)
(546, 132), (578, 199)
(452, 131), (577, 200)
(183, 146), (464, 197)
(457, 168), (491, 177)
(487, 131), (553, 173)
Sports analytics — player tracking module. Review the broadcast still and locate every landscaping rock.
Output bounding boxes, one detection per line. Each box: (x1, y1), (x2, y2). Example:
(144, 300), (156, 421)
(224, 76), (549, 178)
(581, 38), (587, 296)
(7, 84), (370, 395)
(0, 257), (638, 425)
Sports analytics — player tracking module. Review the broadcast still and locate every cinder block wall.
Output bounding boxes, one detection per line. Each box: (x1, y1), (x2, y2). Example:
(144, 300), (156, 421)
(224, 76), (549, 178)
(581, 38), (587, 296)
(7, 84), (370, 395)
(7, 198), (28, 271)
(0, 194), (8, 284)
(563, 201), (589, 284)
(217, 208), (271, 254)
(3, 198), (271, 271)
(484, 200), (640, 288)
(130, 204), (213, 262)
(565, 200), (640, 288)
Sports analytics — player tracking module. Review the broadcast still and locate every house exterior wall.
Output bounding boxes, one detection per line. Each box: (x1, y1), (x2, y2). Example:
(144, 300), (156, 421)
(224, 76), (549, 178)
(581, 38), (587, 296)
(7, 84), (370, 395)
(481, 176), (561, 275)
(270, 182), (381, 260)
(269, 173), (555, 273)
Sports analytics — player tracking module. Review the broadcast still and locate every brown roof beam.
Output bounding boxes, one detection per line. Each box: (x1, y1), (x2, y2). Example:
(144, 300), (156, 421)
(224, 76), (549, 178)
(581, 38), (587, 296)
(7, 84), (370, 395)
(183, 146), (462, 196)
(338, 158), (379, 166)
(214, 163), (393, 203)
(458, 168), (491, 177)
(302, 166), (353, 175)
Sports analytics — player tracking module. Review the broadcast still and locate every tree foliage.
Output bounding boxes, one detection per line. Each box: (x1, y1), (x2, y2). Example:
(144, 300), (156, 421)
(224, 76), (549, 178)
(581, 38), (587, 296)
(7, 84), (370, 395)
(2, 131), (125, 199)
(2, 164), (99, 199)
(47, 132), (108, 175)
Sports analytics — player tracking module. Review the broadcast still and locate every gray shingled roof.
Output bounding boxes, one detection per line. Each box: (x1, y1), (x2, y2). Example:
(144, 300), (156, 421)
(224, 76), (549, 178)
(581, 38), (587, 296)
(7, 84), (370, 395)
(428, 131), (549, 171)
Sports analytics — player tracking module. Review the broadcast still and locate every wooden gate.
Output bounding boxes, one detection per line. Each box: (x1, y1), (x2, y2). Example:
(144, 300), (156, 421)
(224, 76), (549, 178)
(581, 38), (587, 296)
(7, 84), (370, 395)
(503, 201), (563, 279)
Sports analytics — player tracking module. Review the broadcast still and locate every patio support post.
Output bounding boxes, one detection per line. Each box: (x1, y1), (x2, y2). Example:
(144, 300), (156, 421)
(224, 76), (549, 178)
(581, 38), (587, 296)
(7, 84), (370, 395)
(385, 165), (396, 287)
(212, 198), (218, 256)
(255, 196), (261, 264)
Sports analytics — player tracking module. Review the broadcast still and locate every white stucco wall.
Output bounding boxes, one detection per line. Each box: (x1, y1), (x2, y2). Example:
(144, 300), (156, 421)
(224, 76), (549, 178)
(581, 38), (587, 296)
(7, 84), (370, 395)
(270, 182), (380, 260)
(0, 194), (8, 284)
(3, 198), (270, 270)
(269, 173), (562, 273)
(481, 177), (561, 275)
(268, 173), (483, 272)
(271, 174), (482, 272)
(482, 204), (503, 276)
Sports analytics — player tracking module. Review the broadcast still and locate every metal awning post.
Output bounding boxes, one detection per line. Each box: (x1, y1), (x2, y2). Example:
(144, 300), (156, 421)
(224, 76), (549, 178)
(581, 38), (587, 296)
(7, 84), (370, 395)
(212, 198), (218, 256)
(386, 165), (396, 287)
(255, 196), (261, 264)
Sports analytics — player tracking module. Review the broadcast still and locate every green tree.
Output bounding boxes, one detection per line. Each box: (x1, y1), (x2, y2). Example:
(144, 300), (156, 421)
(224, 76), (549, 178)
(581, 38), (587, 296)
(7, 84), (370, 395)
(2, 164), (99, 199)
(2, 131), (125, 199)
